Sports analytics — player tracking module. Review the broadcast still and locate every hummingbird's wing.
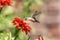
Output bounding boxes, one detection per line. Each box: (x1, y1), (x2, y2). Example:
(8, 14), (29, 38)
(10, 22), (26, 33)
(32, 11), (41, 17)
(32, 11), (41, 23)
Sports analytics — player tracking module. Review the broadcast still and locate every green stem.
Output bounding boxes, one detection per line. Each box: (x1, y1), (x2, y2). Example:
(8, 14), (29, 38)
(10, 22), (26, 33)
(28, 36), (30, 40)
(0, 8), (2, 13)
(14, 29), (19, 40)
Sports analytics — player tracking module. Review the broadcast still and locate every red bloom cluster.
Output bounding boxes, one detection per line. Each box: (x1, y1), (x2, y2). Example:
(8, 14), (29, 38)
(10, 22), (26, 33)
(0, 0), (12, 8)
(12, 17), (31, 34)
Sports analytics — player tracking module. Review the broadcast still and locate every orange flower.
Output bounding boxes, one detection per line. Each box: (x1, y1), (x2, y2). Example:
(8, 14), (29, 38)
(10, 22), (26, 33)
(12, 17), (31, 34)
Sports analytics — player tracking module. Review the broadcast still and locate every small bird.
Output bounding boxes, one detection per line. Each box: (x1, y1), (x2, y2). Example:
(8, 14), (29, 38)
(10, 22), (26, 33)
(25, 11), (41, 23)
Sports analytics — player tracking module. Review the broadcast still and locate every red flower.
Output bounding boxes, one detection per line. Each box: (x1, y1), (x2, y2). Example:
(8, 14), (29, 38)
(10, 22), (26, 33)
(12, 17), (31, 34)
(0, 0), (12, 8)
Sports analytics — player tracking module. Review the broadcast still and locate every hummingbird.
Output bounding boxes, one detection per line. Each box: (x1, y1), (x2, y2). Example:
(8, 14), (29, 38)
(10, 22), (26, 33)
(25, 11), (41, 23)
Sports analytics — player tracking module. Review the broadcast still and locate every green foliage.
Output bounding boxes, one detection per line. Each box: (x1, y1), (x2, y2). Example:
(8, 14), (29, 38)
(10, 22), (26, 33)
(0, 32), (12, 40)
